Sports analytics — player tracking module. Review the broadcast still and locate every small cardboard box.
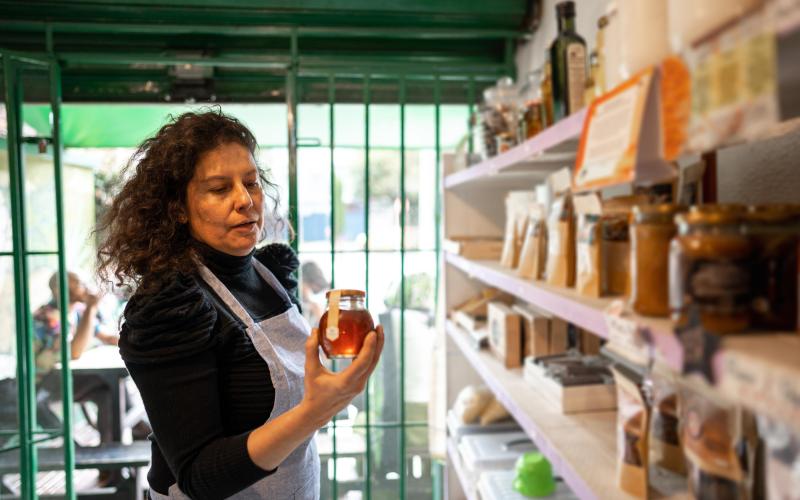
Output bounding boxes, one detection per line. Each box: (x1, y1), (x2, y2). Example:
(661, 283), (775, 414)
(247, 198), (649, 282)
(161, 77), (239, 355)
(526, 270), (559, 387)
(579, 329), (603, 355)
(549, 317), (569, 355)
(487, 302), (522, 368)
(511, 303), (551, 358)
(453, 310), (485, 333)
(444, 237), (504, 260)
(523, 356), (617, 414)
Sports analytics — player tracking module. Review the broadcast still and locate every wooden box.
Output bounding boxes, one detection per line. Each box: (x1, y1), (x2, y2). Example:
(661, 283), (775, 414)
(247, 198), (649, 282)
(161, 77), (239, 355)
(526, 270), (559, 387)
(452, 310), (485, 333)
(549, 316), (569, 355)
(443, 237), (504, 260)
(487, 302), (523, 368)
(523, 356), (617, 414)
(579, 328), (603, 355)
(511, 304), (551, 358)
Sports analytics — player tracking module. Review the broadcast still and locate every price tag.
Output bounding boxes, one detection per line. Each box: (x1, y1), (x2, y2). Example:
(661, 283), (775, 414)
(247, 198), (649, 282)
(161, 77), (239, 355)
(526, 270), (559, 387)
(718, 353), (800, 434)
(604, 301), (651, 365)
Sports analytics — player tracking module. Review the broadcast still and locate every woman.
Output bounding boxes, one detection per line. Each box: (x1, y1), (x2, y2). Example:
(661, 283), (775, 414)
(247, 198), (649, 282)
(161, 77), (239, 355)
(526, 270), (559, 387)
(97, 109), (383, 499)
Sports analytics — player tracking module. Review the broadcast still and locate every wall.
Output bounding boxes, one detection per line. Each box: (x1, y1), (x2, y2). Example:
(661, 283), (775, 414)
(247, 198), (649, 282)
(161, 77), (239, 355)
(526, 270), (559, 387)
(515, 0), (800, 203)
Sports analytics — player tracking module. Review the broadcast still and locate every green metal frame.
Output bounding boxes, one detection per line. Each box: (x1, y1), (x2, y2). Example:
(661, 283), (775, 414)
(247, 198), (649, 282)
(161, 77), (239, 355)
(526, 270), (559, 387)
(2, 50), (75, 499)
(294, 73), (447, 498)
(0, 15), (511, 494)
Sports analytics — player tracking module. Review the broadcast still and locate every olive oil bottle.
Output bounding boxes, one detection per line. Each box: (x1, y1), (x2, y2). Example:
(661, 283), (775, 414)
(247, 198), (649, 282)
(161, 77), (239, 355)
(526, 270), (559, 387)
(550, 1), (587, 121)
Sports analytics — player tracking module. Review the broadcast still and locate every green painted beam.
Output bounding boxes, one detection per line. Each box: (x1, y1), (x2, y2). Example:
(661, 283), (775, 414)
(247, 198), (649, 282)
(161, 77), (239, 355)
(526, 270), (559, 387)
(1, 20), (523, 39)
(0, 1), (527, 32)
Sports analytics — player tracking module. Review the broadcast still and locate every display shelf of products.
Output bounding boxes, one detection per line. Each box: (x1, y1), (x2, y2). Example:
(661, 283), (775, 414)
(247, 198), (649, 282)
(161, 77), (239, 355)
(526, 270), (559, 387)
(447, 320), (617, 500)
(446, 320), (691, 500)
(444, 109), (586, 190)
(445, 251), (800, 434)
(446, 438), (478, 500)
(445, 251), (672, 340)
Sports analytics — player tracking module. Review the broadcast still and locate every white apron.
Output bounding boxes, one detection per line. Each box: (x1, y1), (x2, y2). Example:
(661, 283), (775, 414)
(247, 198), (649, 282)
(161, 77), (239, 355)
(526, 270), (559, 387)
(151, 259), (320, 499)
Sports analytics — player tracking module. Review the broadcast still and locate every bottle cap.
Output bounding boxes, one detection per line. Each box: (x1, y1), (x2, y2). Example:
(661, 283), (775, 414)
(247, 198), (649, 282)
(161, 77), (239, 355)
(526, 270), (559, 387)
(513, 452), (557, 497)
(556, 1), (576, 18)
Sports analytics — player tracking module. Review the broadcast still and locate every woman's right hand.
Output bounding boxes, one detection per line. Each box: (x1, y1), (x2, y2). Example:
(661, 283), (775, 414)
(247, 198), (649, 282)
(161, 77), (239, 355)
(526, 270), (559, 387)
(300, 326), (384, 427)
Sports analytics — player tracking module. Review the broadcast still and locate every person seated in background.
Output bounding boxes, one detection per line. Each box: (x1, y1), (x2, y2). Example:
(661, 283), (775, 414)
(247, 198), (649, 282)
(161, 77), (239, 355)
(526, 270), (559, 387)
(33, 270), (120, 445)
(300, 260), (330, 328)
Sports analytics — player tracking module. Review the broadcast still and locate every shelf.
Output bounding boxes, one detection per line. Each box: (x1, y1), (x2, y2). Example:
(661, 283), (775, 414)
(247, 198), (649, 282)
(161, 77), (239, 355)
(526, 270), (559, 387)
(447, 320), (619, 500)
(445, 252), (672, 340)
(446, 320), (692, 500)
(446, 438), (477, 500)
(445, 252), (800, 434)
(444, 109), (586, 190)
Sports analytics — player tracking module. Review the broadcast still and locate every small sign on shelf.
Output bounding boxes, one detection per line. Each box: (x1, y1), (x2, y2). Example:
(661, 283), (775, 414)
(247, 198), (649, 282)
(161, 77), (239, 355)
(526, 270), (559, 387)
(603, 300), (652, 366)
(573, 67), (676, 192)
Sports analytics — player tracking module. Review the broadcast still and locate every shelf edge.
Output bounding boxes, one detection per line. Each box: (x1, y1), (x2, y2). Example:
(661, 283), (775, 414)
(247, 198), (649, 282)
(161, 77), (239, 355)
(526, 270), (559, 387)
(445, 252), (611, 339)
(444, 109), (586, 189)
(446, 438), (478, 500)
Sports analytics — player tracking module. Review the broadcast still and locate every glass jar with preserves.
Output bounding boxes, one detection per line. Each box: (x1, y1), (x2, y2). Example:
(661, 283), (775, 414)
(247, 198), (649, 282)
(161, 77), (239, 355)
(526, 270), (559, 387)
(519, 70), (545, 140)
(630, 204), (686, 317)
(318, 289), (375, 358)
(669, 205), (753, 334)
(745, 205), (800, 331)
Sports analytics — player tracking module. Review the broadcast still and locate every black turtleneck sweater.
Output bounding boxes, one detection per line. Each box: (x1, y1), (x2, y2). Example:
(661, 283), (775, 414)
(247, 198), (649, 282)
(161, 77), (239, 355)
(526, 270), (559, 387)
(118, 242), (300, 499)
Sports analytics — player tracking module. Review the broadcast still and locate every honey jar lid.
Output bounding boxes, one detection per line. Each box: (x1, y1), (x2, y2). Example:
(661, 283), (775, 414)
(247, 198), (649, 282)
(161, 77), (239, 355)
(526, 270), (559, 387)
(633, 204), (686, 224)
(746, 204), (800, 223)
(325, 289), (366, 299)
(676, 204), (747, 226)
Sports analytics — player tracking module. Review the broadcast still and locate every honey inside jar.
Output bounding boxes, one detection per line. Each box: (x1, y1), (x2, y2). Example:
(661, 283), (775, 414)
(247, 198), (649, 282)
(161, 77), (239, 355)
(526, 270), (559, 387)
(318, 289), (374, 359)
(630, 204), (686, 317)
(669, 205), (753, 334)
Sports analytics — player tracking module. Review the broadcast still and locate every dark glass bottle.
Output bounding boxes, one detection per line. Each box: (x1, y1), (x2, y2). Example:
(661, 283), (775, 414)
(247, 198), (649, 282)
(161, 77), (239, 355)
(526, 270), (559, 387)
(550, 1), (587, 121)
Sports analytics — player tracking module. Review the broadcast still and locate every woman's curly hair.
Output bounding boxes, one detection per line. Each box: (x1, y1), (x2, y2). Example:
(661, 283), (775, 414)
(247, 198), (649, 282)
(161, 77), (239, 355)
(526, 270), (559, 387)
(96, 108), (286, 294)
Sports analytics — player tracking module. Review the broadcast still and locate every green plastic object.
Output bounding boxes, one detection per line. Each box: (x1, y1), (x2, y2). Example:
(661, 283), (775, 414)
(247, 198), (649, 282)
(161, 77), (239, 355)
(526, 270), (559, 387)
(513, 452), (557, 497)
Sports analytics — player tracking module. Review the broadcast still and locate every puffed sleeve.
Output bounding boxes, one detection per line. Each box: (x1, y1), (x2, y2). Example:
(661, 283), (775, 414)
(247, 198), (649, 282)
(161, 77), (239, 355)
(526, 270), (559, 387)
(254, 243), (301, 310)
(119, 274), (274, 499)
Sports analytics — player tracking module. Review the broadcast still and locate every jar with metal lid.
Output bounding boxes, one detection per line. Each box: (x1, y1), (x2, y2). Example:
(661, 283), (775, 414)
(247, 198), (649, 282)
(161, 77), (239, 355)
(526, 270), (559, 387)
(669, 205), (753, 334)
(318, 289), (375, 358)
(630, 204), (686, 317)
(745, 205), (800, 331)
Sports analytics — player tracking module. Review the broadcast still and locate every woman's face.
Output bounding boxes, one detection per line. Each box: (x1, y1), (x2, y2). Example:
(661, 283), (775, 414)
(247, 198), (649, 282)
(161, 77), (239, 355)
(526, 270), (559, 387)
(186, 142), (264, 256)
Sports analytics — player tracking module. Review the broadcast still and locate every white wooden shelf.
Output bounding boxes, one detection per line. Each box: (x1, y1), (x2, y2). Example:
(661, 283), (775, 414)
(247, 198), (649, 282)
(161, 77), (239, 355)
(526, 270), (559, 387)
(444, 109), (586, 190)
(446, 320), (693, 500)
(446, 438), (477, 500)
(447, 320), (620, 500)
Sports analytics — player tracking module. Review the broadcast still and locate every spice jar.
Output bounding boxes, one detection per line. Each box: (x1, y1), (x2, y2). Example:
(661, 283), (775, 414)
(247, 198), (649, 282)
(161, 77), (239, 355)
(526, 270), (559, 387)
(745, 205), (800, 331)
(630, 204), (686, 317)
(318, 289), (374, 358)
(669, 205), (753, 334)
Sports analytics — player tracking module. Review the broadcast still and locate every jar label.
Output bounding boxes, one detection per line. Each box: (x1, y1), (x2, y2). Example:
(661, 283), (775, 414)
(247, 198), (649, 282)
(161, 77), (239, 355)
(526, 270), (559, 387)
(687, 259), (751, 312)
(566, 43), (586, 114)
(327, 290), (341, 341)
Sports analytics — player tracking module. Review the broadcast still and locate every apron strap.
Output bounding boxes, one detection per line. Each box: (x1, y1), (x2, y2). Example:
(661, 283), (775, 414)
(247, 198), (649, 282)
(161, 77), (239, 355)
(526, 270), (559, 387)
(195, 263), (259, 330)
(195, 255), (295, 328)
(251, 258), (294, 306)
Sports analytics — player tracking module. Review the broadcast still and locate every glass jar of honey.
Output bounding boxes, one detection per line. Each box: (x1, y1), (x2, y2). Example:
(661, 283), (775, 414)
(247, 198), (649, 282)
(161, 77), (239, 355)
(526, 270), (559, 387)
(318, 289), (374, 358)
(630, 204), (686, 317)
(745, 205), (800, 331)
(669, 205), (753, 334)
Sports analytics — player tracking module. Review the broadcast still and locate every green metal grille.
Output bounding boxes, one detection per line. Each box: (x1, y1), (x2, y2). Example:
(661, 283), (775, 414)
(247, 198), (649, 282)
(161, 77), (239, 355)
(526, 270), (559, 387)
(292, 73), (461, 499)
(2, 36), (480, 497)
(2, 50), (75, 499)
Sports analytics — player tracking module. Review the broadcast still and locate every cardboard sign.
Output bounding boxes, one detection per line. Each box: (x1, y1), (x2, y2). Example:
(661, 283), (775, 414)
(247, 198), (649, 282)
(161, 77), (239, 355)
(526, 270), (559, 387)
(573, 67), (676, 192)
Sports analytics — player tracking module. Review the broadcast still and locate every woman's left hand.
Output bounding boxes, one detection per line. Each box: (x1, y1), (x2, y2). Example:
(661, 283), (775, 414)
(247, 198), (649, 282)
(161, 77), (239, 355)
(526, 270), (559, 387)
(299, 325), (384, 427)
